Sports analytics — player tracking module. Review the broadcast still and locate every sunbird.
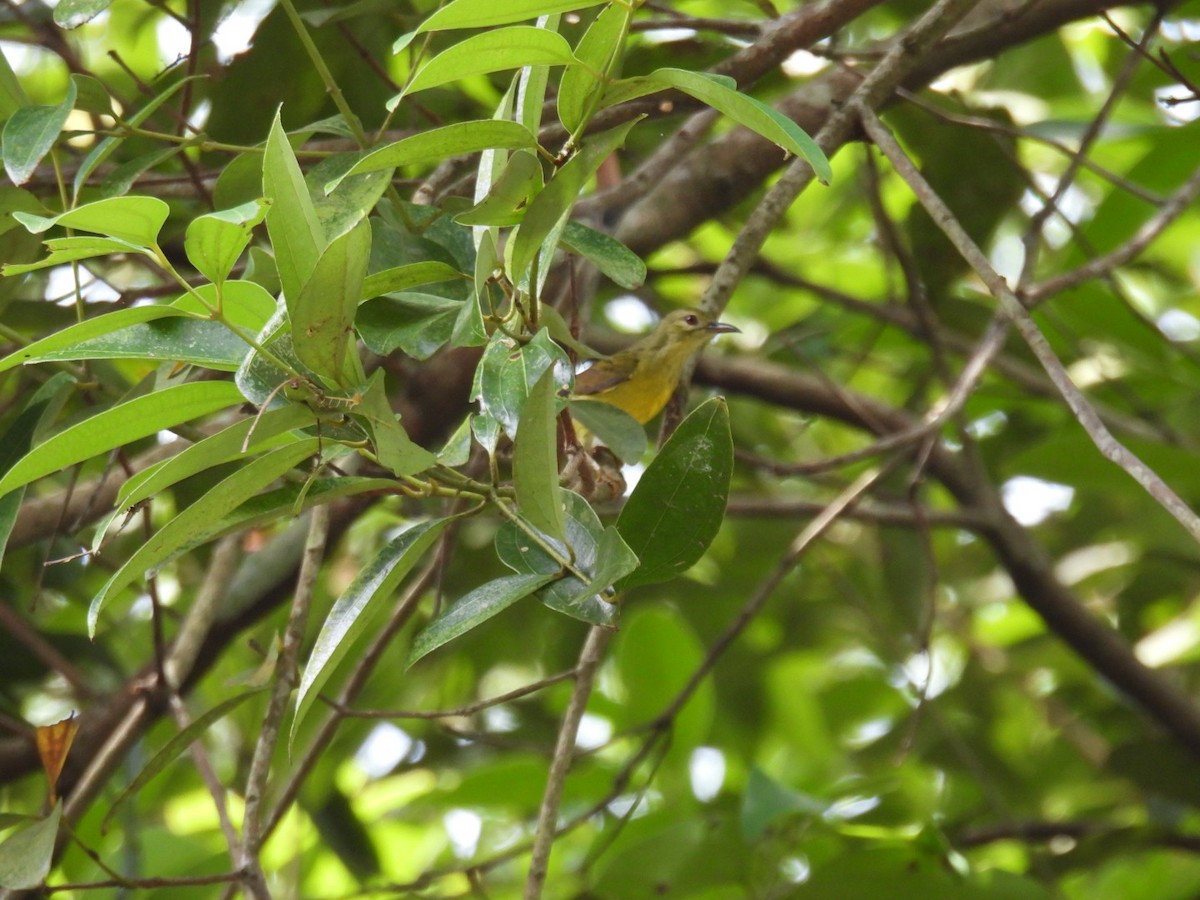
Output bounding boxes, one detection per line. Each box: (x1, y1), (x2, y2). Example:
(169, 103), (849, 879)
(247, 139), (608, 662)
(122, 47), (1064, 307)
(573, 308), (739, 424)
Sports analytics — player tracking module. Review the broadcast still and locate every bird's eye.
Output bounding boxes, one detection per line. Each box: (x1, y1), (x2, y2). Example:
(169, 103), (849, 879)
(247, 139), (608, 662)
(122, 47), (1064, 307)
(684, 314), (699, 326)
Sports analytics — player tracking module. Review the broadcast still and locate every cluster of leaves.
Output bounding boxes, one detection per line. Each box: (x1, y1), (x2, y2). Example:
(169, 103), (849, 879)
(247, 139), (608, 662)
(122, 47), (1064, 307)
(3, 0), (1200, 897)
(0, 0), (818, 893)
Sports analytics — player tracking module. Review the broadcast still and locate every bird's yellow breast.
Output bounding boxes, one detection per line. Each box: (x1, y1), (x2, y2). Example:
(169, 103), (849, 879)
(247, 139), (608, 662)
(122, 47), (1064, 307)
(584, 372), (676, 424)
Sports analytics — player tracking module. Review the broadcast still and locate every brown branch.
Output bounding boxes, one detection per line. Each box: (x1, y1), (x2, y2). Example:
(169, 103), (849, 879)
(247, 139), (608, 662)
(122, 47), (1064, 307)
(617, 0), (1182, 259)
(858, 103), (1200, 547)
(696, 351), (1200, 758)
(525, 626), (611, 900)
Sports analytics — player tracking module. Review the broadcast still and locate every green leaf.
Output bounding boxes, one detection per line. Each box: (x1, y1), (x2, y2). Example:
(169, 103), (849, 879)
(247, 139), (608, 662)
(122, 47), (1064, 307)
(514, 366), (566, 541)
(211, 477), (397, 543)
(407, 572), (558, 667)
(93, 405), (318, 553)
(185, 198), (270, 286)
(316, 169), (388, 245)
(495, 490), (633, 624)
(174, 280), (278, 333)
(25, 317), (252, 372)
(417, 0), (608, 32)
(354, 372), (438, 476)
(68, 73), (112, 115)
(290, 217), (371, 385)
(567, 398), (646, 463)
(0, 46), (29, 118)
(741, 768), (823, 840)
(100, 146), (184, 199)
(402, 27), (577, 99)
(557, 0), (631, 134)
(507, 117), (640, 285)
(0, 381), (245, 499)
(0, 283), (273, 373)
(560, 220), (645, 289)
(515, 21), (556, 134)
(454, 228), (494, 349)
(2, 79), (75, 186)
(234, 310), (299, 409)
(88, 438), (321, 636)
(333, 121), (539, 187)
(438, 416), (472, 467)
(454, 149), (543, 227)
(0, 306), (196, 374)
(0, 373), (73, 571)
(474, 328), (572, 438)
(537, 304), (602, 361)
(101, 688), (267, 835)
(611, 68), (832, 184)
(357, 294), (460, 360)
(1, 235), (150, 275)
(54, 0), (111, 28)
(13, 195), (169, 248)
(0, 802), (60, 890)
(615, 397), (733, 591)
(361, 260), (464, 300)
(264, 110), (324, 306)
(293, 518), (450, 742)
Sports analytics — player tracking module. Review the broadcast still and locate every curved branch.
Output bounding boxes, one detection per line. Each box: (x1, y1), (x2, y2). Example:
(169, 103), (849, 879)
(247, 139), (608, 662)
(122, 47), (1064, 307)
(696, 352), (1200, 758)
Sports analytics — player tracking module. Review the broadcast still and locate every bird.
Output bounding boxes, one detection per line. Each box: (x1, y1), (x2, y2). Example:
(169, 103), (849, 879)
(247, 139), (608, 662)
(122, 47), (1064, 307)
(572, 308), (739, 424)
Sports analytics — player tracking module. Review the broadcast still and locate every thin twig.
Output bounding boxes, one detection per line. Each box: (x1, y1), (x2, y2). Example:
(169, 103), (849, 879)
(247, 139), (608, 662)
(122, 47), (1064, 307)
(1026, 163), (1200, 302)
(333, 669), (577, 720)
(524, 625), (611, 900)
(165, 535), (244, 859)
(260, 557), (442, 841)
(858, 103), (1200, 548)
(699, 0), (984, 320)
(238, 505), (329, 899)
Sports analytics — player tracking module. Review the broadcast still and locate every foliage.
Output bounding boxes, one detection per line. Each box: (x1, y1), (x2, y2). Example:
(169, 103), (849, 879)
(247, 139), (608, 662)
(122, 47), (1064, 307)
(2, 0), (1200, 897)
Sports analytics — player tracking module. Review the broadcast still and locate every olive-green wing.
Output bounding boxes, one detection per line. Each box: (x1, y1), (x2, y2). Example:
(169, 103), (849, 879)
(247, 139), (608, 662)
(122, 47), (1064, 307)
(573, 356), (634, 396)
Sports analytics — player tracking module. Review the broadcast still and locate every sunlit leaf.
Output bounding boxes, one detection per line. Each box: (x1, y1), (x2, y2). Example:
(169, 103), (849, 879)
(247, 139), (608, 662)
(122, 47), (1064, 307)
(557, 0), (631, 134)
(603, 68), (832, 183)
(417, 0), (607, 32)
(402, 27), (577, 99)
(185, 198), (270, 286)
(332, 121), (538, 187)
(264, 110), (323, 306)
(361, 260), (464, 300)
(88, 438), (321, 636)
(13, 195), (169, 248)
(0, 381), (245, 499)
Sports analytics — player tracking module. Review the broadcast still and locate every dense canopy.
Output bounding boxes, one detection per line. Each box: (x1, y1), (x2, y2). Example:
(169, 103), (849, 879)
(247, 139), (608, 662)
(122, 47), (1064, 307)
(2, 0), (1200, 897)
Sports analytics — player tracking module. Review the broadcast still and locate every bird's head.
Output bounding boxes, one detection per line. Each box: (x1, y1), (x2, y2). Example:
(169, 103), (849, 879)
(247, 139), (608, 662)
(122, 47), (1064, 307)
(653, 309), (740, 358)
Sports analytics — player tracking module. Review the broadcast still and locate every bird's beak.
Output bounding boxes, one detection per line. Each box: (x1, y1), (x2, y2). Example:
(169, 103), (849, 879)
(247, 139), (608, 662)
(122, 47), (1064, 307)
(707, 321), (740, 334)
